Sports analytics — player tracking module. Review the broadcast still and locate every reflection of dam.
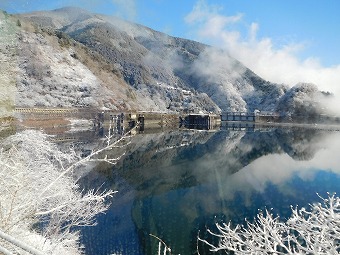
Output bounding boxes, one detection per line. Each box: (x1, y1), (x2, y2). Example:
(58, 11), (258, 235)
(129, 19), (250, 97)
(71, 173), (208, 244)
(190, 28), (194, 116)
(100, 127), (332, 199)
(78, 127), (336, 255)
(221, 121), (255, 132)
(126, 128), (333, 255)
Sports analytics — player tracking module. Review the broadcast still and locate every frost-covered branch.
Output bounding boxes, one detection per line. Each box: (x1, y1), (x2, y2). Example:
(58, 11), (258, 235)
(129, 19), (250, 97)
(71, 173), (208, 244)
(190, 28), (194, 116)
(39, 123), (137, 196)
(200, 193), (340, 254)
(0, 127), (136, 254)
(150, 234), (172, 255)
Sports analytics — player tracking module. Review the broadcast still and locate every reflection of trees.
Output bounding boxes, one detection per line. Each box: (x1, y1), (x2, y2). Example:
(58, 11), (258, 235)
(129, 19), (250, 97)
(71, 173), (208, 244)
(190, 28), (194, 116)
(87, 127), (328, 198)
(235, 127), (328, 164)
(78, 127), (332, 254)
(276, 128), (326, 161)
(131, 128), (329, 252)
(109, 129), (218, 196)
(81, 126), (329, 194)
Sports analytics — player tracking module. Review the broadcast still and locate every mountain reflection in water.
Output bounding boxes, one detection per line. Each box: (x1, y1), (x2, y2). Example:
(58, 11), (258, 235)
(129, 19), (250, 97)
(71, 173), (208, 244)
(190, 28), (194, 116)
(77, 127), (340, 255)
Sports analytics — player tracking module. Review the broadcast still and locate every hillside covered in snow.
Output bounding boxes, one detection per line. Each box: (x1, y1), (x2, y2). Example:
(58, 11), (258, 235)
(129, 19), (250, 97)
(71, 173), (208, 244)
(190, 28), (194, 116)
(1, 7), (333, 116)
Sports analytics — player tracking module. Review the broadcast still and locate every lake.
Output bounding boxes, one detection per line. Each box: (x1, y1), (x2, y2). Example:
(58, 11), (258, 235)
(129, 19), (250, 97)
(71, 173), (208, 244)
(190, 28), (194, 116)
(74, 124), (340, 255)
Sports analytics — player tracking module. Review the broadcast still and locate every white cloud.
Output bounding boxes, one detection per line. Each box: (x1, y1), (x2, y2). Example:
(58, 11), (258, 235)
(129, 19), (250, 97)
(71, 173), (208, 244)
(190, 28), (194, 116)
(185, 0), (340, 100)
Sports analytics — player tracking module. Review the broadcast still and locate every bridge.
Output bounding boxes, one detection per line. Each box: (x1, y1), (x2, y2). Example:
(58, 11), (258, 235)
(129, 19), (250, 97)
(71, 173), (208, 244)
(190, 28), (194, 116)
(221, 112), (256, 122)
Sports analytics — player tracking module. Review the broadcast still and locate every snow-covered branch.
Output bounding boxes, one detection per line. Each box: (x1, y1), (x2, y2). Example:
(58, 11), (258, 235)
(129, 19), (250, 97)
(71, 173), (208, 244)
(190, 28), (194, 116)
(150, 234), (172, 255)
(39, 123), (137, 196)
(0, 126), (136, 254)
(200, 193), (340, 254)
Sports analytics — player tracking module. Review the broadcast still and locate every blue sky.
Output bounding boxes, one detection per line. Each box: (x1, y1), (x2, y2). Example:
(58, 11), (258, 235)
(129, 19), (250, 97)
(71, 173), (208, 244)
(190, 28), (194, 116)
(3, 0), (340, 67)
(2, 0), (340, 94)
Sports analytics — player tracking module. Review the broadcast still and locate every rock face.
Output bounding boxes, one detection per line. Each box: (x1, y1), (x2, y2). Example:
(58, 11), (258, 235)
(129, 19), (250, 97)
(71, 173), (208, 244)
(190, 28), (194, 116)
(8, 7), (329, 113)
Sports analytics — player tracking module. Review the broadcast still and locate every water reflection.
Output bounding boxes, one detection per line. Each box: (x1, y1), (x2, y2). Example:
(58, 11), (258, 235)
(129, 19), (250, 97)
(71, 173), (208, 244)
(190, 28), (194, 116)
(78, 127), (340, 255)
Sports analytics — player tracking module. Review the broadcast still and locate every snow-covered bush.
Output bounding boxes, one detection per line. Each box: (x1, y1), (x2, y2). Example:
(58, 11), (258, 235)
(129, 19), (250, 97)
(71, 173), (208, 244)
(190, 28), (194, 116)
(0, 130), (115, 254)
(200, 193), (340, 254)
(276, 83), (329, 121)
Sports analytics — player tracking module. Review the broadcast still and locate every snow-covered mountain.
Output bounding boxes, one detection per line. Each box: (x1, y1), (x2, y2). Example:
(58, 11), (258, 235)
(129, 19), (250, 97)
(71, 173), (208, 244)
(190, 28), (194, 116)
(5, 7), (331, 114)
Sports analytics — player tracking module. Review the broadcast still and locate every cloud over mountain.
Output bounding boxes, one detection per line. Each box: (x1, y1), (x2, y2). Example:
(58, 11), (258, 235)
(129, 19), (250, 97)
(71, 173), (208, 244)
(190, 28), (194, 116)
(185, 0), (340, 99)
(0, 6), (333, 116)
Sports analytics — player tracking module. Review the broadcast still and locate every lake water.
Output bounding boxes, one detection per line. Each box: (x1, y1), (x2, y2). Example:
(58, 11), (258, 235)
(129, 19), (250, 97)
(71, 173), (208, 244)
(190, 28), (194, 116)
(75, 125), (340, 255)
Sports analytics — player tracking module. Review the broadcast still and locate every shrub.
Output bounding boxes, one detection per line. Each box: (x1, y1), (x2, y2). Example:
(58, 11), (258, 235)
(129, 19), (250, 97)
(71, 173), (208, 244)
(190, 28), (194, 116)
(200, 193), (340, 254)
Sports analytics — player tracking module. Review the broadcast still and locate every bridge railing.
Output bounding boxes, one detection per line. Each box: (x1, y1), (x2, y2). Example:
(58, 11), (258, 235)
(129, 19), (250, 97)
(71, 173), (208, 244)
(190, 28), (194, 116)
(221, 112), (256, 122)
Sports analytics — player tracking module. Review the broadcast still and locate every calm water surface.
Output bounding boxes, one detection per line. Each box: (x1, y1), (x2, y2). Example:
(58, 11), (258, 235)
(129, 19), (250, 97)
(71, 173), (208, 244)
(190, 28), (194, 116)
(76, 126), (340, 255)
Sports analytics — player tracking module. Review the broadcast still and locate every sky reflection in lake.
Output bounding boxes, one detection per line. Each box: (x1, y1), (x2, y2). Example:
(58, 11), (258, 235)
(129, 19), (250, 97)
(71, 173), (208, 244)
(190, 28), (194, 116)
(79, 127), (340, 255)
